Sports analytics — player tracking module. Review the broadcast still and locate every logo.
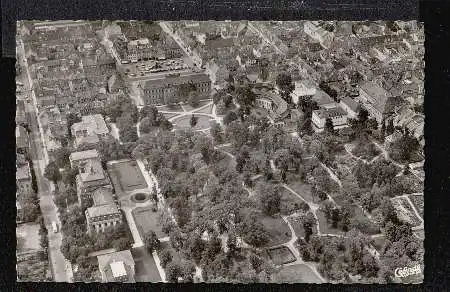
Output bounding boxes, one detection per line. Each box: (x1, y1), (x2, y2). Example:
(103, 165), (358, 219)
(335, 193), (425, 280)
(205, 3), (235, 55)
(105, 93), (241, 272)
(394, 264), (422, 278)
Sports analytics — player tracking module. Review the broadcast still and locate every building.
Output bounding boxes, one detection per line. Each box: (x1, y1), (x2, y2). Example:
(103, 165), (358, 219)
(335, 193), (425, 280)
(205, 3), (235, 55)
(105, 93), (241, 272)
(312, 103), (349, 132)
(69, 149), (100, 169)
(290, 80), (317, 104)
(75, 158), (112, 206)
(140, 72), (211, 105)
(339, 96), (361, 119)
(358, 81), (396, 124)
(16, 125), (30, 154)
(97, 250), (135, 282)
(16, 100), (27, 126)
(85, 203), (122, 234)
(304, 21), (334, 48)
(16, 162), (32, 195)
(71, 114), (109, 149)
(126, 38), (153, 61)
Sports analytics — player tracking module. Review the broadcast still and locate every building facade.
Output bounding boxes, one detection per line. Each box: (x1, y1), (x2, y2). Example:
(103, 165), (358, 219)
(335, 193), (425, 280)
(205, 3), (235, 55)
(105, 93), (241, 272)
(312, 104), (349, 132)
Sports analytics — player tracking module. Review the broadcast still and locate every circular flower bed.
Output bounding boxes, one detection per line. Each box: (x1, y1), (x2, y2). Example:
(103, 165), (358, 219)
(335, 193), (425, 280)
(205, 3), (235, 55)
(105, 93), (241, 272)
(130, 193), (150, 203)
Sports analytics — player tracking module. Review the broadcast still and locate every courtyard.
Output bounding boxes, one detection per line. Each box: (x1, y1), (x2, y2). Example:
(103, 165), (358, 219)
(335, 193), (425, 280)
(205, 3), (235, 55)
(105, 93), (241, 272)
(108, 160), (148, 196)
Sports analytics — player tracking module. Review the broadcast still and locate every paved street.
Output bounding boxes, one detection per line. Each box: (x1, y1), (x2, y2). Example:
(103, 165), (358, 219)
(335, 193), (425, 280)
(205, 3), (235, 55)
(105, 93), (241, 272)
(18, 35), (71, 282)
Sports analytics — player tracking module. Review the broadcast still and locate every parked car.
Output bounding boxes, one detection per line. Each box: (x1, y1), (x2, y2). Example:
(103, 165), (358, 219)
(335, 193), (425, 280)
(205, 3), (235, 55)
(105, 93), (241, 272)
(52, 221), (59, 233)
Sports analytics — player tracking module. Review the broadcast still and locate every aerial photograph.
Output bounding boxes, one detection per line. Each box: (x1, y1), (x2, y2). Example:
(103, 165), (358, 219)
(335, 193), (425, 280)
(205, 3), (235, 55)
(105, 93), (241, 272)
(16, 20), (424, 283)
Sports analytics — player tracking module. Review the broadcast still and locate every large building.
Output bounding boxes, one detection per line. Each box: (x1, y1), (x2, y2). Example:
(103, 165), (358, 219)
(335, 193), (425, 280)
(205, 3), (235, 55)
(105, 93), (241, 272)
(69, 149), (100, 169)
(312, 103), (349, 132)
(358, 81), (396, 124)
(140, 72), (211, 105)
(85, 203), (122, 234)
(75, 157), (112, 206)
(71, 114), (110, 149)
(97, 250), (135, 282)
(339, 96), (361, 119)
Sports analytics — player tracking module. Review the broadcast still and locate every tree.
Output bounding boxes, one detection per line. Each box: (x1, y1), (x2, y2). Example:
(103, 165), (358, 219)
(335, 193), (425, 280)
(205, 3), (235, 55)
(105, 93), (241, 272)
(236, 86), (256, 110)
(159, 249), (173, 268)
(54, 147), (71, 169)
(62, 167), (78, 187)
(238, 213), (269, 247)
(44, 161), (61, 184)
(276, 73), (294, 103)
(190, 115), (198, 128)
(185, 234), (205, 264)
(166, 262), (182, 282)
(210, 122), (223, 144)
(66, 113), (82, 138)
(144, 230), (161, 252)
(302, 212), (316, 242)
(325, 118), (334, 134)
(223, 111), (238, 125)
(140, 117), (152, 134)
(258, 183), (281, 216)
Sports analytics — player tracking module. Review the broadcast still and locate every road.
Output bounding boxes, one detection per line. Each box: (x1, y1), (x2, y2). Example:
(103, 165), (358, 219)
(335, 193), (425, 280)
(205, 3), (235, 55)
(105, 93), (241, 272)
(18, 35), (72, 282)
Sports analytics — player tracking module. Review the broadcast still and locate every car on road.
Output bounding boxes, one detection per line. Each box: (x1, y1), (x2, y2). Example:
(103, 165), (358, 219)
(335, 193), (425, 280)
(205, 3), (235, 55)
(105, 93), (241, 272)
(52, 221), (59, 233)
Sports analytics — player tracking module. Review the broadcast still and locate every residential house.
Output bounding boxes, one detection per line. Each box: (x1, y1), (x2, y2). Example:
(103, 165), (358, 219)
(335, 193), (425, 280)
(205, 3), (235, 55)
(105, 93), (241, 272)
(75, 158), (112, 206)
(312, 103), (349, 132)
(339, 96), (361, 119)
(16, 125), (30, 154)
(16, 100), (27, 126)
(69, 149), (100, 169)
(97, 250), (135, 282)
(71, 114), (109, 149)
(16, 162), (32, 195)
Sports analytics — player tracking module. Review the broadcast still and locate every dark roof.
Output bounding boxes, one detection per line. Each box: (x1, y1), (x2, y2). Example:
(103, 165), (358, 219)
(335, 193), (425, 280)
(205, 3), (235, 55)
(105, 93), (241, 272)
(341, 96), (360, 112)
(360, 81), (394, 114)
(143, 73), (210, 89)
(314, 106), (347, 119)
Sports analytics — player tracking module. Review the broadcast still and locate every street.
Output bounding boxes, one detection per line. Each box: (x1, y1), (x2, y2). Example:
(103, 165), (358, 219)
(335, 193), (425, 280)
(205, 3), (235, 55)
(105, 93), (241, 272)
(18, 35), (72, 282)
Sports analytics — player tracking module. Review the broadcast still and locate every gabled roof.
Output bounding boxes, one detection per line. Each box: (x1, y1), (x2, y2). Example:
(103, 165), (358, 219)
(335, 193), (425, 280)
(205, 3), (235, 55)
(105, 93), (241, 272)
(340, 96), (360, 113)
(360, 81), (394, 114)
(87, 203), (120, 218)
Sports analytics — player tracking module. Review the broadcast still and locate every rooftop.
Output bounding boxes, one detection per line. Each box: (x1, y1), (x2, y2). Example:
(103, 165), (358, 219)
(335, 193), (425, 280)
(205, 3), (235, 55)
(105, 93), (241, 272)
(70, 149), (100, 163)
(110, 261), (127, 278)
(16, 163), (31, 181)
(79, 159), (105, 182)
(97, 250), (134, 282)
(72, 114), (109, 136)
(340, 96), (361, 112)
(313, 105), (347, 119)
(86, 203), (120, 218)
(142, 72), (210, 89)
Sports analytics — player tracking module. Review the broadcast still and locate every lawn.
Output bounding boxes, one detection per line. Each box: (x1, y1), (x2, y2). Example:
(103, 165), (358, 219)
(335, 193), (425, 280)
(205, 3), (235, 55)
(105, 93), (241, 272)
(351, 205), (381, 235)
(274, 264), (324, 283)
(194, 103), (213, 114)
(157, 104), (183, 112)
(132, 206), (166, 239)
(287, 214), (318, 239)
(159, 241), (183, 266)
(408, 194), (424, 218)
(370, 236), (387, 252)
(172, 115), (212, 131)
(108, 160), (148, 194)
(16, 223), (41, 253)
(162, 113), (179, 120)
(267, 246), (296, 266)
(391, 197), (422, 227)
(182, 100), (210, 112)
(259, 215), (292, 247)
(316, 210), (345, 235)
(285, 174), (314, 203)
(132, 246), (162, 282)
(279, 187), (308, 216)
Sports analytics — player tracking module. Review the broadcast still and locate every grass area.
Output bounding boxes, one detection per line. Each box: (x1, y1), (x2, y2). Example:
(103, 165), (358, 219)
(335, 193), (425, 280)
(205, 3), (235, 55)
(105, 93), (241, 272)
(17, 255), (49, 282)
(267, 246), (296, 266)
(172, 115), (212, 131)
(132, 206), (165, 239)
(279, 187), (309, 216)
(159, 241), (183, 266)
(259, 215), (292, 247)
(16, 223), (41, 253)
(183, 100), (210, 112)
(132, 247), (162, 282)
(370, 236), (387, 252)
(274, 264), (324, 283)
(285, 174), (314, 203)
(351, 205), (381, 235)
(109, 160), (148, 193)
(391, 197), (422, 227)
(316, 210), (345, 235)
(408, 194), (424, 218)
(157, 104), (183, 112)
(194, 103), (213, 114)
(162, 113), (178, 120)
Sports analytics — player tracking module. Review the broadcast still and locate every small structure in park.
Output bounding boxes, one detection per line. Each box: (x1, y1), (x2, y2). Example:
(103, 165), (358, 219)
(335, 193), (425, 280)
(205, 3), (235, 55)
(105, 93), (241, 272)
(97, 250), (135, 282)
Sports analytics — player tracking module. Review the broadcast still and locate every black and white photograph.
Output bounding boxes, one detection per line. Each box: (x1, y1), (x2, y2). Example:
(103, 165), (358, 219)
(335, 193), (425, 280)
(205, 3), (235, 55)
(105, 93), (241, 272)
(16, 20), (424, 284)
